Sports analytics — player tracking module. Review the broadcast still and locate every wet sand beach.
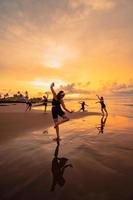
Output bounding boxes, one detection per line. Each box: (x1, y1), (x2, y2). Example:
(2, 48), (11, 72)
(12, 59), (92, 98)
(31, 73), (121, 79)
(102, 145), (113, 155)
(0, 103), (133, 200)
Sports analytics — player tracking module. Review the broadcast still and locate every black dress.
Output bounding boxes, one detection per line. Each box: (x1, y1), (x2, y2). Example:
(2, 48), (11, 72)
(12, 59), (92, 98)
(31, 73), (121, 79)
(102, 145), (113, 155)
(52, 98), (65, 119)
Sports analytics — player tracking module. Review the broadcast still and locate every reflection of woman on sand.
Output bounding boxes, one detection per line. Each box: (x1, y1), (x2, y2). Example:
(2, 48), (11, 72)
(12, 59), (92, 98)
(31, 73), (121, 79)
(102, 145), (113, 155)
(50, 82), (73, 140)
(97, 116), (108, 134)
(51, 140), (73, 192)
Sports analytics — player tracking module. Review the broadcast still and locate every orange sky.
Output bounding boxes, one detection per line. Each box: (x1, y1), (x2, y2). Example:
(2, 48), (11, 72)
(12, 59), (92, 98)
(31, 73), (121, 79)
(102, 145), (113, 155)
(0, 0), (133, 97)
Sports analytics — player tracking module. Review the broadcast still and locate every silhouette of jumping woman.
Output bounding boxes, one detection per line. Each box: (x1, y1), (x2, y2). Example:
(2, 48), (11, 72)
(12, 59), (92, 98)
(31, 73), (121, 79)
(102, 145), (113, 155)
(50, 82), (73, 140)
(96, 95), (108, 116)
(43, 92), (49, 112)
(97, 115), (108, 134)
(79, 101), (88, 112)
(51, 140), (73, 191)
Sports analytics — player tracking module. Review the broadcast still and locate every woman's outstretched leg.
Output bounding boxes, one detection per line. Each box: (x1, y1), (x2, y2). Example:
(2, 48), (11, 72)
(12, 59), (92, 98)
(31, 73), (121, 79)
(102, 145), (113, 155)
(54, 116), (69, 128)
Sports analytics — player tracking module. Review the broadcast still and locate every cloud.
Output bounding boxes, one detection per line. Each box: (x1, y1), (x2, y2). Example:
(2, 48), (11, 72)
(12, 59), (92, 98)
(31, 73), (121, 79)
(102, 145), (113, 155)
(54, 81), (133, 96)
(100, 81), (133, 96)
(0, 0), (133, 94)
(69, 0), (116, 10)
(112, 83), (133, 96)
(58, 82), (92, 95)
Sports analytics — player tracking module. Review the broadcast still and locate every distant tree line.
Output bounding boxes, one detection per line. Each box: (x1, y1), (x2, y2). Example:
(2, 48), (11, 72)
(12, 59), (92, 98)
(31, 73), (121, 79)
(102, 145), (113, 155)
(0, 91), (43, 103)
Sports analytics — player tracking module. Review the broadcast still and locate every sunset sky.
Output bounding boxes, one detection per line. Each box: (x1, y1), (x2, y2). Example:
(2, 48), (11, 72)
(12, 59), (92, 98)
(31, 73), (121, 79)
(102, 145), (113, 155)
(0, 0), (133, 97)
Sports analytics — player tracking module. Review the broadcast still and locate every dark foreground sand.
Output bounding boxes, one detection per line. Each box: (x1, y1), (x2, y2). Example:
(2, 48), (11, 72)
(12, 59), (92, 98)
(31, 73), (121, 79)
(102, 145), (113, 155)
(0, 104), (133, 200)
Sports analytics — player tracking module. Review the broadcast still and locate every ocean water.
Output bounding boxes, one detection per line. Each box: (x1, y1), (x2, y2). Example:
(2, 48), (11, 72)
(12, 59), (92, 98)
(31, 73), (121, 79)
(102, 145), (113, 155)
(33, 96), (133, 118)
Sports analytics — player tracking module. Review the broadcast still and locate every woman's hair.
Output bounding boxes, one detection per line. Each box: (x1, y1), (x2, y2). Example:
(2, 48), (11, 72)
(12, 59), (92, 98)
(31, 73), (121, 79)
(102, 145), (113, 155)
(56, 91), (65, 100)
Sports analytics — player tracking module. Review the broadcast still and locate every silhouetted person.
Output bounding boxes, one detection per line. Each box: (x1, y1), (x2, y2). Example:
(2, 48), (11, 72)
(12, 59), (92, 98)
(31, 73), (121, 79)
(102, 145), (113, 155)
(96, 95), (108, 116)
(50, 82), (73, 141)
(51, 140), (73, 192)
(25, 100), (32, 111)
(79, 101), (88, 112)
(97, 115), (108, 134)
(43, 93), (49, 112)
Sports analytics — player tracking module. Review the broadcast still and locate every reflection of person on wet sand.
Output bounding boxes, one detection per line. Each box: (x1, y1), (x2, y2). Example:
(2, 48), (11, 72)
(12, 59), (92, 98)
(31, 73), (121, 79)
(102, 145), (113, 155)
(51, 140), (73, 192)
(97, 116), (108, 134)
(50, 82), (73, 141)
(79, 101), (88, 112)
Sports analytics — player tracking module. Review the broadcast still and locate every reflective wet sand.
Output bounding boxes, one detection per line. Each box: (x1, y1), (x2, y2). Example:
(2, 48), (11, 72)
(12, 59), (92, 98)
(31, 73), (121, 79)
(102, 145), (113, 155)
(0, 111), (133, 200)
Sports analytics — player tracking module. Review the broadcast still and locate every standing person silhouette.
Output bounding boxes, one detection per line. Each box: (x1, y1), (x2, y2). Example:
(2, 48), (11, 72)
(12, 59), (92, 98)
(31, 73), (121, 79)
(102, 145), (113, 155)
(96, 95), (108, 116)
(43, 92), (49, 112)
(25, 100), (32, 111)
(50, 82), (73, 141)
(79, 101), (88, 112)
(51, 140), (73, 192)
